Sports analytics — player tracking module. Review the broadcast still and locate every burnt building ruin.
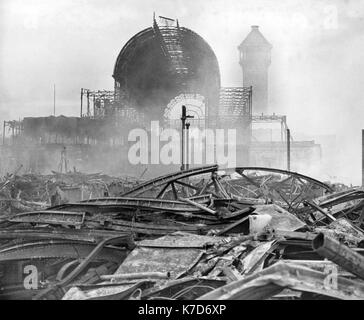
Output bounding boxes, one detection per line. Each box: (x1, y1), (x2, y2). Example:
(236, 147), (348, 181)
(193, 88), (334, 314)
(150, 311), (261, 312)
(113, 17), (221, 125)
(81, 17), (252, 133)
(0, 16), (320, 177)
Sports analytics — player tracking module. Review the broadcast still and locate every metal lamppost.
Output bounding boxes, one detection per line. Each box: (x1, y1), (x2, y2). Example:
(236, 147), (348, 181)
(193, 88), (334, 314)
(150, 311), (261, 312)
(181, 105), (194, 171)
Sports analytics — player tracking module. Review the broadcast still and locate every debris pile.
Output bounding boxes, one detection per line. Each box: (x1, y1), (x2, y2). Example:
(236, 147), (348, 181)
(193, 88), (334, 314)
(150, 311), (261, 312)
(0, 168), (141, 215)
(0, 165), (363, 300)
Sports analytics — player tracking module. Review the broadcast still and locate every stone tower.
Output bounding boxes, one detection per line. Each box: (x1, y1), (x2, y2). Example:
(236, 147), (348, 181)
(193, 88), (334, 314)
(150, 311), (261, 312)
(238, 26), (272, 114)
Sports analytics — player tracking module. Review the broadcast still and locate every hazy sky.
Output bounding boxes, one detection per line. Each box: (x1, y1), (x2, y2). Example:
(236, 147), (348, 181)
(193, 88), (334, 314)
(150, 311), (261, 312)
(1, 0), (364, 183)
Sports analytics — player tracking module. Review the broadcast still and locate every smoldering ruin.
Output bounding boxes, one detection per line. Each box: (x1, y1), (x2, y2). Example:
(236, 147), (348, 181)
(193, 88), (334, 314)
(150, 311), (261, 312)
(1, 16), (319, 177)
(0, 9), (363, 301)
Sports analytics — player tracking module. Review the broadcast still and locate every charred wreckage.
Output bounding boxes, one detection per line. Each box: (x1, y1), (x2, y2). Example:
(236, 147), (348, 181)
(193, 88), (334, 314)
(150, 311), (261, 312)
(0, 164), (363, 300)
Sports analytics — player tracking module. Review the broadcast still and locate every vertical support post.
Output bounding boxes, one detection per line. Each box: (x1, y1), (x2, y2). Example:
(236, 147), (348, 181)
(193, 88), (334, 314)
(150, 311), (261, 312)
(287, 128), (291, 171)
(247, 86), (253, 166)
(80, 88), (83, 117)
(362, 130), (364, 187)
(180, 106), (194, 171)
(181, 106), (186, 171)
(53, 84), (56, 116)
(186, 123), (190, 170)
(283, 116), (287, 142)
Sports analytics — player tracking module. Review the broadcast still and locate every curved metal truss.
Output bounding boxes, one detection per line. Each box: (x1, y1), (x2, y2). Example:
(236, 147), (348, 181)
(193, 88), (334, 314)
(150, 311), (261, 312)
(218, 167), (333, 212)
(121, 165), (332, 213)
(121, 165), (219, 199)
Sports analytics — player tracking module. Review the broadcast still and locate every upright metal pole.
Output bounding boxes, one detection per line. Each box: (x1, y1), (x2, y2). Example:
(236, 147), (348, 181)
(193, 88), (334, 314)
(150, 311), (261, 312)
(362, 130), (364, 186)
(80, 88), (83, 117)
(180, 106), (193, 171)
(186, 123), (190, 170)
(53, 84), (56, 116)
(247, 86), (253, 166)
(287, 128), (291, 171)
(181, 106), (186, 171)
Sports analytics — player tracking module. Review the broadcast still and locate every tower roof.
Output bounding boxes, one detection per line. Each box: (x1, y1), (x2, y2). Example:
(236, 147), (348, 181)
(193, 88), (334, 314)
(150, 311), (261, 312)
(238, 26), (272, 49)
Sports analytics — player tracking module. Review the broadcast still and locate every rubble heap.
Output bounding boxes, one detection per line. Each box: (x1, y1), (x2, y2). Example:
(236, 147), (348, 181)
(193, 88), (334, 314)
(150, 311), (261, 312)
(0, 169), (141, 215)
(0, 165), (363, 300)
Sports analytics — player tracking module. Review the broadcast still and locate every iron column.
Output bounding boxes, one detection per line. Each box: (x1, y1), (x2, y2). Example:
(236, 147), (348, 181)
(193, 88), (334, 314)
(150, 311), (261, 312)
(53, 84), (56, 116)
(180, 106), (194, 171)
(80, 88), (83, 117)
(287, 128), (291, 171)
(181, 106), (186, 171)
(185, 122), (190, 170)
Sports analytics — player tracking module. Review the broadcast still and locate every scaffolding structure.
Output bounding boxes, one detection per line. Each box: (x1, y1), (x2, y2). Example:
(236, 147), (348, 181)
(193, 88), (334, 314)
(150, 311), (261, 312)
(79, 86), (253, 131)
(80, 89), (115, 118)
(153, 15), (190, 87)
(219, 87), (252, 122)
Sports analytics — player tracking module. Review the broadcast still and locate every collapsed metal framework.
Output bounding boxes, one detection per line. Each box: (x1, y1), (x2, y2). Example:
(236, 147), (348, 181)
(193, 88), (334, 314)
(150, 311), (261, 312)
(301, 188), (364, 228)
(1, 164), (364, 300)
(225, 167), (332, 211)
(198, 260), (364, 300)
(120, 165), (332, 213)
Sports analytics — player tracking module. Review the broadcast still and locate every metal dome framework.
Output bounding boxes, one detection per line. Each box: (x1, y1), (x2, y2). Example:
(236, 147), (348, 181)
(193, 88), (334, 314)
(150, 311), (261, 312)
(112, 18), (221, 122)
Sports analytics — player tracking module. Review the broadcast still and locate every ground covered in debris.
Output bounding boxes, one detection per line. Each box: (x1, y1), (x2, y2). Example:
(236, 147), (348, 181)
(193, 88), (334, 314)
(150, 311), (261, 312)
(0, 165), (363, 300)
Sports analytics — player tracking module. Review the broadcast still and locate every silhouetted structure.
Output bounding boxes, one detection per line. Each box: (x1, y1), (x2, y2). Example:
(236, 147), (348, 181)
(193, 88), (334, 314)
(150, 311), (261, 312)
(239, 26), (272, 114)
(113, 16), (221, 125)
